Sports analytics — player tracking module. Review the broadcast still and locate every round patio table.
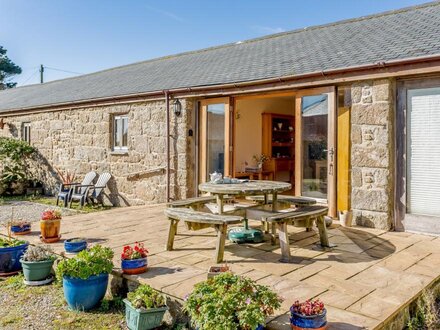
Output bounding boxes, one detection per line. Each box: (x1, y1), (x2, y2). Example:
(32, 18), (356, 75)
(198, 180), (292, 214)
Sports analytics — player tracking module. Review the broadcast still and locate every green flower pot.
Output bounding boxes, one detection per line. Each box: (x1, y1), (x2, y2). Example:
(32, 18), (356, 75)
(123, 299), (168, 330)
(20, 258), (54, 281)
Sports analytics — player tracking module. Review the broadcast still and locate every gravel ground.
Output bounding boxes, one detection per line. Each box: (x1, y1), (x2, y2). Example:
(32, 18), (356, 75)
(0, 200), (80, 223)
(0, 275), (127, 330)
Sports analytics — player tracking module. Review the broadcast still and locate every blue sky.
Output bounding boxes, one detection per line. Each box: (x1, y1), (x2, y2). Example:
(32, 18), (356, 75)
(0, 0), (430, 86)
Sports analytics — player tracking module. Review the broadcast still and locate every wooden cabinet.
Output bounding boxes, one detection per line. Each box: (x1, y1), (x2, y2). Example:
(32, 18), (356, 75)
(262, 113), (295, 188)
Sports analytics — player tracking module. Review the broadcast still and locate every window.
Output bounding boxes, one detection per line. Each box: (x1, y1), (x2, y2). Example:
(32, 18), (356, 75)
(113, 115), (128, 151)
(22, 122), (31, 143)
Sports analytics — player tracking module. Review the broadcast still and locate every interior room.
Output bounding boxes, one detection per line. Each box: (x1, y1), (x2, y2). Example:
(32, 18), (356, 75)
(234, 93), (329, 199)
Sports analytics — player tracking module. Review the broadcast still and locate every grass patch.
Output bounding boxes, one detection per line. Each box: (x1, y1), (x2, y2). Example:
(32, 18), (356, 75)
(0, 274), (126, 330)
(0, 195), (112, 213)
(0, 313), (23, 326)
(52, 309), (125, 330)
(1, 273), (26, 291)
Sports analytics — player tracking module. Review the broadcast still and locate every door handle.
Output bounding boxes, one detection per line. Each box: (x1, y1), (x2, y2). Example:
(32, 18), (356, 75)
(328, 148), (334, 162)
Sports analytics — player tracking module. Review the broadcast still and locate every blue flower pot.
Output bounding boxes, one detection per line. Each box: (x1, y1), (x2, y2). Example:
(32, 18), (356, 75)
(122, 257), (148, 275)
(64, 238), (87, 253)
(290, 307), (327, 329)
(63, 273), (109, 310)
(11, 224), (31, 235)
(0, 242), (29, 275)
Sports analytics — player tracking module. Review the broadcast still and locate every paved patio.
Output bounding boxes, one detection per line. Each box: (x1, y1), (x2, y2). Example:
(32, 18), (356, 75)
(4, 204), (440, 329)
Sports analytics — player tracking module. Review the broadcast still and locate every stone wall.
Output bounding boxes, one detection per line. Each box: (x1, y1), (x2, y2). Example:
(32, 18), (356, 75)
(350, 79), (395, 230)
(0, 98), (196, 205)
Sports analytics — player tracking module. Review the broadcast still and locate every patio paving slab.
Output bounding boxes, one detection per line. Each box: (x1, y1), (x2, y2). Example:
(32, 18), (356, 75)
(3, 203), (440, 329)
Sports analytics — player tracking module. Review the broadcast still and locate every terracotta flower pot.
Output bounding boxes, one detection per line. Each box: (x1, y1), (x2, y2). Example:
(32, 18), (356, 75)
(40, 219), (61, 243)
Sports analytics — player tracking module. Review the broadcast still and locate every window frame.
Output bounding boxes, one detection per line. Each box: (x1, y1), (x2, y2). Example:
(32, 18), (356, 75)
(395, 77), (440, 234)
(112, 114), (129, 152)
(22, 122), (31, 144)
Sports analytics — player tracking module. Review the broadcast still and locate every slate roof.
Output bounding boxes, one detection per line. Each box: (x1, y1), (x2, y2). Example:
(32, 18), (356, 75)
(1, 1), (440, 113)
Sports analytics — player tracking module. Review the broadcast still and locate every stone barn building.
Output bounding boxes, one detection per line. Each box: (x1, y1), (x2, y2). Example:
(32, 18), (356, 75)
(1, 2), (440, 234)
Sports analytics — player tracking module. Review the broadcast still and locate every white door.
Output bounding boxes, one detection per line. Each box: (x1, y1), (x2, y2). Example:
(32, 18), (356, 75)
(407, 87), (440, 216)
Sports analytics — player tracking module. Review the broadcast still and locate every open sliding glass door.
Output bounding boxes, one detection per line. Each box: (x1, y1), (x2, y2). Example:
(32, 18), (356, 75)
(199, 97), (233, 184)
(295, 87), (337, 217)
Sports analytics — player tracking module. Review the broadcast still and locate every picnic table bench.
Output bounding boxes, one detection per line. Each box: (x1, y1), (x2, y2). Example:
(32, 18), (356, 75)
(246, 195), (316, 207)
(263, 205), (330, 262)
(245, 195), (317, 233)
(164, 208), (243, 263)
(166, 196), (216, 210)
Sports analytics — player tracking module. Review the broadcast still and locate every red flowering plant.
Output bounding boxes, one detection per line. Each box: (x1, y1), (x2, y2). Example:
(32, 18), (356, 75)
(41, 209), (62, 221)
(291, 299), (325, 316)
(121, 242), (148, 260)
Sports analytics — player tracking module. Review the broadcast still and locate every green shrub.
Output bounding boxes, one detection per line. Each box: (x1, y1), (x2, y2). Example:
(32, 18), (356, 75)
(0, 237), (26, 248)
(0, 137), (36, 192)
(184, 272), (281, 330)
(127, 284), (166, 309)
(56, 245), (114, 281)
(0, 137), (35, 161)
(407, 290), (440, 329)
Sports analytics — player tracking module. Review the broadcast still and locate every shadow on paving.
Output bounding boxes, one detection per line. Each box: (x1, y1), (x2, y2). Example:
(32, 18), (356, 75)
(205, 225), (395, 266)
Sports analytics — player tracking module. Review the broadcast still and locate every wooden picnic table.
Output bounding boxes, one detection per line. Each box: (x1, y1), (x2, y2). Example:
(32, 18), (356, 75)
(199, 180), (291, 214)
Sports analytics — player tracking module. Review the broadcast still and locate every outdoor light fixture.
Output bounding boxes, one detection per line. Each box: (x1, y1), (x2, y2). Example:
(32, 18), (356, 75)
(173, 99), (182, 116)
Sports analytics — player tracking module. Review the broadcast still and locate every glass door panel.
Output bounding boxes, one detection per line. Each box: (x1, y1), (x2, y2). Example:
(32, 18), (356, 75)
(206, 104), (226, 175)
(295, 87), (336, 217)
(199, 98), (231, 184)
(301, 95), (328, 199)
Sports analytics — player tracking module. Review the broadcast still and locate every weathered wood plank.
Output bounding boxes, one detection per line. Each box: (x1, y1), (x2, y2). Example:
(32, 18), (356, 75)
(164, 208), (243, 225)
(264, 205), (328, 222)
(166, 219), (179, 251)
(316, 215), (330, 247)
(246, 195), (316, 207)
(166, 196), (216, 208)
(199, 180), (291, 195)
(277, 222), (291, 262)
(214, 224), (228, 263)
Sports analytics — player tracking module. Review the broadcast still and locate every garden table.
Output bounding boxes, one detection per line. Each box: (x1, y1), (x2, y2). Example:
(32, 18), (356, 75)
(198, 180), (292, 214)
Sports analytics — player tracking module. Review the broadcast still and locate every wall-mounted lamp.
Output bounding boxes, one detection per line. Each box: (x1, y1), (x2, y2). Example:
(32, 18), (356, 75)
(173, 99), (182, 117)
(0, 118), (5, 129)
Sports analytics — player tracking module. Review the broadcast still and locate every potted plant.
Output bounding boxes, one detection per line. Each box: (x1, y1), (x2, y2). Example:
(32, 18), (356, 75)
(56, 244), (114, 310)
(40, 209), (62, 243)
(0, 237), (28, 276)
(290, 299), (327, 330)
(207, 263), (230, 279)
(121, 242), (148, 275)
(0, 218), (29, 275)
(20, 245), (56, 284)
(123, 284), (168, 330)
(253, 154), (270, 170)
(184, 272), (281, 330)
(11, 219), (31, 235)
(64, 237), (88, 253)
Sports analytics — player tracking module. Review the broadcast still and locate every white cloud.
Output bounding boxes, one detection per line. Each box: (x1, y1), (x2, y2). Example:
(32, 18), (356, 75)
(251, 25), (286, 35)
(145, 5), (185, 23)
